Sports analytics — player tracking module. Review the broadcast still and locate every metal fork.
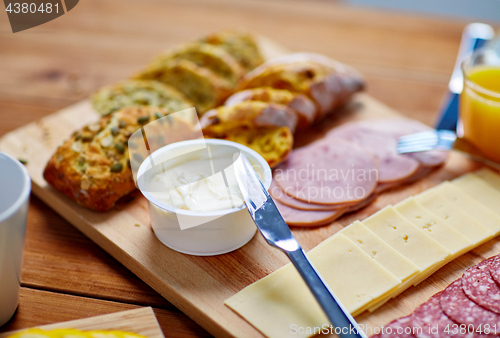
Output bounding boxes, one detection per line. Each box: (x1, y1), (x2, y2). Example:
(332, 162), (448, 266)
(397, 130), (457, 154)
(397, 130), (500, 170)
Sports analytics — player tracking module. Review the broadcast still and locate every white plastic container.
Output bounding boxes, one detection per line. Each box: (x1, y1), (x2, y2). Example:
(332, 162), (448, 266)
(137, 139), (272, 256)
(0, 152), (30, 326)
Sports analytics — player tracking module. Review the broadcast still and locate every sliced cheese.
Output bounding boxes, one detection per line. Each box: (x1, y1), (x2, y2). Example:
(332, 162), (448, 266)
(394, 199), (472, 255)
(225, 234), (401, 338)
(453, 173), (500, 217)
(415, 189), (492, 244)
(340, 221), (419, 282)
(432, 181), (500, 234)
(366, 257), (450, 313)
(362, 206), (450, 270)
(475, 168), (500, 192)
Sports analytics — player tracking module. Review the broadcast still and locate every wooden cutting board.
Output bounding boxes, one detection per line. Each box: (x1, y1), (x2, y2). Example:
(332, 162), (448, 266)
(0, 308), (164, 338)
(1, 37), (499, 338)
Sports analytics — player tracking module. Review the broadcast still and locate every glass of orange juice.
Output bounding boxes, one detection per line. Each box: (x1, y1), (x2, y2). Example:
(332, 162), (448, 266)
(460, 46), (500, 162)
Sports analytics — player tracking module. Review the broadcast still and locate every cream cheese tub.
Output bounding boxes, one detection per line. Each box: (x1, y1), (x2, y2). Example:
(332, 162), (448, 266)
(137, 139), (272, 256)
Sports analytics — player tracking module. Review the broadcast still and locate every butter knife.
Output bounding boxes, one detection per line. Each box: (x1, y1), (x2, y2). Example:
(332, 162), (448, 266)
(234, 154), (366, 338)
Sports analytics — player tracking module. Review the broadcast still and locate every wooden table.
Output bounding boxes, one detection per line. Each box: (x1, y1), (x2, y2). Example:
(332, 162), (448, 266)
(0, 0), (493, 336)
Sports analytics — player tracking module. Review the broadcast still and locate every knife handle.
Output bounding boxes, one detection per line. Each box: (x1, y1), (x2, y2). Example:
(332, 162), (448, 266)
(435, 93), (460, 131)
(286, 248), (367, 338)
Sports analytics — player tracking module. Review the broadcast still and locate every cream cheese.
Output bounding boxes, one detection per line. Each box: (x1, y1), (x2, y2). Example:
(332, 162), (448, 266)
(149, 158), (245, 212)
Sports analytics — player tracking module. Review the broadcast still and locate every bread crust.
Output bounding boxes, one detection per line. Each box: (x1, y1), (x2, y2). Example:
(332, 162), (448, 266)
(201, 101), (298, 134)
(137, 43), (245, 88)
(224, 87), (316, 129)
(200, 29), (264, 72)
(200, 101), (295, 168)
(91, 79), (193, 117)
(43, 106), (194, 211)
(208, 126), (293, 168)
(133, 59), (232, 114)
(238, 53), (364, 120)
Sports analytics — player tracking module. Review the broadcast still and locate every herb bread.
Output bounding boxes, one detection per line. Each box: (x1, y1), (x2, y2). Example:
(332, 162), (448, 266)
(200, 29), (264, 72)
(91, 80), (193, 117)
(142, 43), (244, 88)
(43, 106), (193, 211)
(133, 59), (232, 115)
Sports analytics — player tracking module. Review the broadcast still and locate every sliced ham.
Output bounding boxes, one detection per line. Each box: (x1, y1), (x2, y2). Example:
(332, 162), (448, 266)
(269, 179), (355, 211)
(352, 118), (448, 167)
(274, 138), (378, 205)
(327, 122), (421, 183)
(273, 199), (347, 227)
(375, 167), (433, 194)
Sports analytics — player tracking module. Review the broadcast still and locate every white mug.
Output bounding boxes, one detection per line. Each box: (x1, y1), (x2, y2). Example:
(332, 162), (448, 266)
(0, 152), (30, 326)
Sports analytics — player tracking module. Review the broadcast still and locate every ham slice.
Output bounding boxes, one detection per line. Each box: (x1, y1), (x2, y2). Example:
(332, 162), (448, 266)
(269, 179), (355, 211)
(327, 122), (421, 183)
(274, 138), (378, 205)
(273, 199), (347, 227)
(351, 118), (448, 167)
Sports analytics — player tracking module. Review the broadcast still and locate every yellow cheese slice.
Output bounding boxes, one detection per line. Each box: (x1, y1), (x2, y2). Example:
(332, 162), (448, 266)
(366, 257), (450, 313)
(225, 234), (401, 338)
(475, 168), (500, 192)
(431, 181), (500, 234)
(453, 173), (500, 217)
(415, 190), (492, 244)
(362, 206), (450, 270)
(394, 199), (472, 255)
(339, 221), (419, 282)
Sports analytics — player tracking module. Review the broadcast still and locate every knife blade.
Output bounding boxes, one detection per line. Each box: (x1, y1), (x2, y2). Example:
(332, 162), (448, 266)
(233, 153), (367, 338)
(435, 23), (494, 131)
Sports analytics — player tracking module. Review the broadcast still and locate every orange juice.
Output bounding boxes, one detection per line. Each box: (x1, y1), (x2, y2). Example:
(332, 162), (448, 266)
(460, 65), (500, 162)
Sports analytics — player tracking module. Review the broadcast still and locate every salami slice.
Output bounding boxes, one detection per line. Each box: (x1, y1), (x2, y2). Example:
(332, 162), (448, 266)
(327, 122), (421, 183)
(411, 292), (462, 338)
(269, 179), (354, 211)
(273, 199), (347, 227)
(440, 279), (500, 331)
(489, 255), (500, 287)
(462, 257), (500, 315)
(274, 138), (378, 205)
(378, 316), (415, 338)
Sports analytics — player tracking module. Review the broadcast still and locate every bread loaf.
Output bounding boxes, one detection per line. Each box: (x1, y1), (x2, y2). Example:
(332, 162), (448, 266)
(44, 106), (193, 211)
(200, 101), (296, 167)
(91, 80), (193, 117)
(238, 53), (364, 120)
(225, 87), (317, 129)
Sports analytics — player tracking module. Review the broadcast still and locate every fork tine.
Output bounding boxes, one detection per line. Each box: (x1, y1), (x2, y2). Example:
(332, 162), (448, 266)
(398, 131), (437, 141)
(398, 137), (438, 146)
(397, 145), (436, 153)
(396, 129), (456, 154)
(398, 140), (438, 148)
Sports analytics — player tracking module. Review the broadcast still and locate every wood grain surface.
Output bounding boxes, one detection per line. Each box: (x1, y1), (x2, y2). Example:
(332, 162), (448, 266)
(0, 288), (210, 337)
(0, 0), (496, 337)
(0, 307), (165, 338)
